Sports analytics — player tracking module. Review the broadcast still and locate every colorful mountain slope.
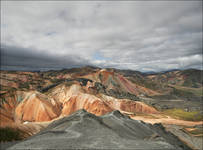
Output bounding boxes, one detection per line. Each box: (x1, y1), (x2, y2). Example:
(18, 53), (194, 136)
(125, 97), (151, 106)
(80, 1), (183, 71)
(82, 69), (159, 96)
(0, 79), (158, 126)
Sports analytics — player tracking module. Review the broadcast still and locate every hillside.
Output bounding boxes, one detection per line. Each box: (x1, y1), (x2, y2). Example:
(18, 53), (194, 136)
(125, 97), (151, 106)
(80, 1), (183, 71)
(0, 67), (202, 149)
(6, 110), (192, 150)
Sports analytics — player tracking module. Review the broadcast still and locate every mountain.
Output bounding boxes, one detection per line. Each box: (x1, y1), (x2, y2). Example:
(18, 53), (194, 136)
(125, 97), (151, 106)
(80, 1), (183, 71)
(0, 67), (202, 149)
(7, 110), (191, 150)
(1, 67), (202, 118)
(146, 69), (202, 88)
(0, 79), (158, 125)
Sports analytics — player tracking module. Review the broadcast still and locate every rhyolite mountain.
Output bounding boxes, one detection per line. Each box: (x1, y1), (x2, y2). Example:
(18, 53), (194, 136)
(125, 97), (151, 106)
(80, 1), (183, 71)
(1, 67), (202, 111)
(0, 66), (202, 149)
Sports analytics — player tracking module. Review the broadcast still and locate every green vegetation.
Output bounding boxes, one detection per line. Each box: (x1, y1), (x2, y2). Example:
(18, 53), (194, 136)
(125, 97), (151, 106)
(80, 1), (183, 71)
(41, 82), (62, 93)
(0, 127), (22, 141)
(163, 108), (203, 121)
(149, 85), (202, 101)
(41, 78), (93, 93)
(106, 89), (139, 101)
(166, 86), (202, 101)
(50, 78), (65, 83)
(172, 87), (195, 97)
(17, 95), (24, 103)
(183, 79), (200, 88)
(187, 128), (203, 137)
(19, 82), (30, 89)
(128, 77), (166, 91)
(98, 73), (102, 81)
(149, 94), (177, 100)
(47, 71), (58, 77)
(94, 82), (106, 93)
(75, 78), (93, 86)
(109, 77), (119, 87)
(0, 97), (7, 107)
(181, 69), (203, 88)
(143, 81), (167, 91)
(170, 85), (202, 97)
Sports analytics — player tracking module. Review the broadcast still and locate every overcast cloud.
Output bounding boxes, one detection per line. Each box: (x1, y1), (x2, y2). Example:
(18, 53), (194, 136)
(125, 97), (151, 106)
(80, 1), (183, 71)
(1, 1), (202, 72)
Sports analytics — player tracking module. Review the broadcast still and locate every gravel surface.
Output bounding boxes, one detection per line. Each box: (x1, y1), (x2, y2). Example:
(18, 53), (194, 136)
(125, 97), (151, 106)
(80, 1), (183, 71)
(7, 109), (192, 150)
(0, 141), (20, 150)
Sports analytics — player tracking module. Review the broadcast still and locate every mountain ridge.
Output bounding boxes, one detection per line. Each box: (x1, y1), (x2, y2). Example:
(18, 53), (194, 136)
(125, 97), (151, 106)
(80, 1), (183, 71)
(6, 109), (192, 150)
(0, 66), (202, 149)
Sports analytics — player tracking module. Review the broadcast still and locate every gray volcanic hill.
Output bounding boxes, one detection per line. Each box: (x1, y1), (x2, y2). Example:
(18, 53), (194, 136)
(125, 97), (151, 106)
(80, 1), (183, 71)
(7, 109), (191, 150)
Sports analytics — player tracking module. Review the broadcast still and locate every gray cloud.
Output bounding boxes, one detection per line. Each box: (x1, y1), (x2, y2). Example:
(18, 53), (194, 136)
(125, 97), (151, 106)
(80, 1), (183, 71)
(0, 44), (92, 71)
(1, 1), (202, 72)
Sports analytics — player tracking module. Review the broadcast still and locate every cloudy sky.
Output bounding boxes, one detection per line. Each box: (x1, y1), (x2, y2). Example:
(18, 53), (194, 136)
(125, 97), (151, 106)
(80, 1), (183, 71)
(1, 1), (202, 72)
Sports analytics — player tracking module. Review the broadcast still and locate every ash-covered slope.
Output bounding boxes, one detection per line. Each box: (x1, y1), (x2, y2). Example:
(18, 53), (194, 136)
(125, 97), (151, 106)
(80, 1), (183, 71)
(8, 109), (191, 150)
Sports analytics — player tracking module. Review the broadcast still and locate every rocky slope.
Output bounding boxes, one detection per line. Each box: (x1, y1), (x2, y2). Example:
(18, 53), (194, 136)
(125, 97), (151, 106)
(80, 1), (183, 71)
(0, 67), (202, 149)
(7, 110), (191, 150)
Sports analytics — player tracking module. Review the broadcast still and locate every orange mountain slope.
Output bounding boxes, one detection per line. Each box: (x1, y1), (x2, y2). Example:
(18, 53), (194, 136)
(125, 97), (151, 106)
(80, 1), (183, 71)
(1, 81), (158, 125)
(82, 69), (159, 96)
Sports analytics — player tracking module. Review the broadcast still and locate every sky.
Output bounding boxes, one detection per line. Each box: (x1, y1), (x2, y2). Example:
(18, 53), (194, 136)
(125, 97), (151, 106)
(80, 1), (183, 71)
(1, 1), (202, 72)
